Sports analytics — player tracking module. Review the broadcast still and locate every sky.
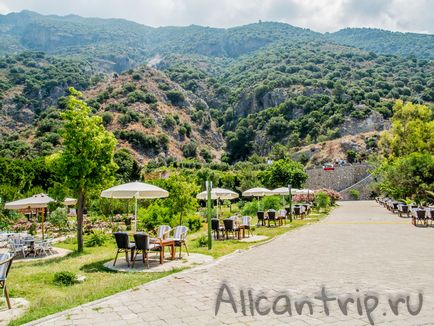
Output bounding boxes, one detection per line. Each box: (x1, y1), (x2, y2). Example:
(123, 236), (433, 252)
(0, 0), (433, 34)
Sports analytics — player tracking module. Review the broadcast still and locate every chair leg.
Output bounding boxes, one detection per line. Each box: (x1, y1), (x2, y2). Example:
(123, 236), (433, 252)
(131, 250), (137, 268)
(125, 250), (130, 267)
(145, 251), (149, 268)
(179, 244), (182, 259)
(113, 249), (119, 266)
(184, 242), (189, 256)
(4, 284), (11, 309)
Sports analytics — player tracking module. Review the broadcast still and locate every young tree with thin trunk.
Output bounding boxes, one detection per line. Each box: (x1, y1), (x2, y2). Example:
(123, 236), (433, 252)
(48, 88), (117, 252)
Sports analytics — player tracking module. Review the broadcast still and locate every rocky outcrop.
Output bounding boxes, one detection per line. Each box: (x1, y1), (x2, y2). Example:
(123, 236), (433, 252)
(340, 111), (389, 136)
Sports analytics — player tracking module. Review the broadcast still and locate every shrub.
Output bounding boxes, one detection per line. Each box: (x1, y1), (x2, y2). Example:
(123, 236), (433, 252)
(315, 188), (342, 204)
(349, 189), (360, 200)
(165, 90), (185, 106)
(315, 191), (331, 211)
(186, 216), (202, 233)
(182, 141), (197, 158)
(84, 231), (108, 247)
(49, 207), (69, 230)
(101, 112), (113, 126)
(197, 235), (208, 247)
(53, 271), (76, 286)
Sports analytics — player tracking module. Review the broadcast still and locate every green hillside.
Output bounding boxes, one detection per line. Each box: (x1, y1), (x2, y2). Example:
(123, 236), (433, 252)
(0, 11), (433, 165)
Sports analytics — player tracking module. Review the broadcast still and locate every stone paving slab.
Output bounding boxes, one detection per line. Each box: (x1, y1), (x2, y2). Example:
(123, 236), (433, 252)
(0, 298), (29, 326)
(105, 253), (213, 273)
(26, 201), (434, 325)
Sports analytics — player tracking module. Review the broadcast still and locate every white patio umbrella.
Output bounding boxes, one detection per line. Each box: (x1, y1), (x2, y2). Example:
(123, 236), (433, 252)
(5, 193), (55, 239)
(271, 187), (300, 206)
(271, 187), (300, 195)
(101, 181), (169, 232)
(196, 188), (239, 218)
(242, 187), (272, 211)
(63, 198), (77, 206)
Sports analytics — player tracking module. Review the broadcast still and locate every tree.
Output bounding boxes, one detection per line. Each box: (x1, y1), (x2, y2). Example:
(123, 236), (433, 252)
(153, 174), (199, 225)
(378, 100), (434, 158)
(375, 101), (434, 202)
(49, 88), (117, 252)
(259, 159), (307, 188)
(376, 153), (434, 202)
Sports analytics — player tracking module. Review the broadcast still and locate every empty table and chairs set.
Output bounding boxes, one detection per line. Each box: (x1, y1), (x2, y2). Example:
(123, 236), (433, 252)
(113, 225), (189, 268)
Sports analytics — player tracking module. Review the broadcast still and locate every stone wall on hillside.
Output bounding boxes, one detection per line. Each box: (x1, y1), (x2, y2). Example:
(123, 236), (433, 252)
(339, 174), (375, 200)
(306, 164), (372, 196)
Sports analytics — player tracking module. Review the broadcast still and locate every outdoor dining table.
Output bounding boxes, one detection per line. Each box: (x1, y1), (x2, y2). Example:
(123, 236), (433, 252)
(160, 239), (176, 264)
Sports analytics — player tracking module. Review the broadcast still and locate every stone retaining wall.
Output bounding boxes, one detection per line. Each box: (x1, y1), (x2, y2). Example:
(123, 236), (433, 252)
(306, 164), (372, 199)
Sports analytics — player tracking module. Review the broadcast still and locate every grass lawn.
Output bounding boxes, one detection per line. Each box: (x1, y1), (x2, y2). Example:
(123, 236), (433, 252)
(6, 208), (330, 325)
(7, 242), (178, 325)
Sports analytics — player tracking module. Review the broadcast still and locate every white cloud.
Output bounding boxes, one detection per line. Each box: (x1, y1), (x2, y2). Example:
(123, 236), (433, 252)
(0, 0), (433, 33)
(0, 1), (10, 14)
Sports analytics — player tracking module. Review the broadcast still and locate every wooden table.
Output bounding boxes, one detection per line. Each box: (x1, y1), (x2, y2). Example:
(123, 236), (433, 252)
(160, 239), (176, 264)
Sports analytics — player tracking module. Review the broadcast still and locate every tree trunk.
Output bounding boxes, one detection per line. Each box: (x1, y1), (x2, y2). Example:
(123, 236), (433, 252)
(77, 190), (85, 252)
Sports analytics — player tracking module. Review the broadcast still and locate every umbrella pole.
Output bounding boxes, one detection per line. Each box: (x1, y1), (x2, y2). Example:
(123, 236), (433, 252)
(134, 197), (138, 233)
(41, 208), (45, 240)
(257, 196), (260, 211)
(217, 198), (219, 219)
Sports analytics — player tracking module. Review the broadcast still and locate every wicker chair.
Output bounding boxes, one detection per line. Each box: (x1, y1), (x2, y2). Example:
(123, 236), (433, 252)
(113, 232), (135, 267)
(240, 216), (253, 237)
(211, 219), (224, 240)
(132, 233), (151, 268)
(277, 210), (287, 225)
(293, 205), (305, 219)
(256, 211), (265, 226)
(397, 205), (410, 218)
(150, 225), (171, 244)
(0, 253), (13, 309)
(223, 218), (240, 240)
(267, 210), (277, 227)
(412, 209), (427, 226)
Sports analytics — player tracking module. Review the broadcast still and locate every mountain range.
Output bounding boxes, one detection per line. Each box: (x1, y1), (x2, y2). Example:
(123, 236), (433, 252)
(0, 11), (433, 166)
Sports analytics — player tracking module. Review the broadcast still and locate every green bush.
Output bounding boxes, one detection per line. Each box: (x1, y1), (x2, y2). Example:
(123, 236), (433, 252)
(84, 231), (108, 247)
(315, 191), (331, 211)
(53, 271), (76, 286)
(349, 189), (360, 200)
(49, 207), (69, 230)
(197, 235), (208, 247)
(186, 216), (202, 233)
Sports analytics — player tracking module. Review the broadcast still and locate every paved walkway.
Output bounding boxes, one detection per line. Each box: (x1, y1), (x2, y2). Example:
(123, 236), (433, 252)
(28, 201), (434, 325)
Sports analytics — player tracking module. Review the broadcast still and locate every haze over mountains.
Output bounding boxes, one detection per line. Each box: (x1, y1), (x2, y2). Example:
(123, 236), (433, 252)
(0, 11), (433, 165)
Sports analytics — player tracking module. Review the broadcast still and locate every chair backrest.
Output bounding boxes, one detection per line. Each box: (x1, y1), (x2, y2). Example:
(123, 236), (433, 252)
(173, 226), (188, 241)
(416, 210), (426, 219)
(256, 211), (264, 220)
(113, 232), (130, 249)
(399, 205), (409, 213)
(241, 216), (251, 226)
(428, 209), (434, 218)
(223, 218), (234, 231)
(268, 210), (276, 220)
(157, 225), (171, 239)
(294, 206), (301, 214)
(133, 233), (149, 250)
(0, 253), (13, 281)
(211, 218), (220, 231)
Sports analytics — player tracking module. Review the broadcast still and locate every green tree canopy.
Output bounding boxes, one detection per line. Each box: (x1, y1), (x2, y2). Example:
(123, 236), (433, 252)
(379, 100), (434, 158)
(259, 159), (307, 188)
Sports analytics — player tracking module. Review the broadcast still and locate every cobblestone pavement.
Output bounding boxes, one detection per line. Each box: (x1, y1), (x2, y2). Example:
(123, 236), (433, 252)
(27, 201), (434, 325)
